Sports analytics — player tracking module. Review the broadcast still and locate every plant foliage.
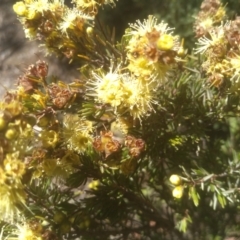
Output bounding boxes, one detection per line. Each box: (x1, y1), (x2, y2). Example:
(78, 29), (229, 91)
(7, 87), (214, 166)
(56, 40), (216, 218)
(1, 0), (240, 239)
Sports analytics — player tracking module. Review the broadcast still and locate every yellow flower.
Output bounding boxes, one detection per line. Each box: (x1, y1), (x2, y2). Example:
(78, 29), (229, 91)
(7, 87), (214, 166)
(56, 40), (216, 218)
(73, 0), (116, 15)
(24, 27), (36, 39)
(200, 17), (213, 29)
(39, 130), (59, 148)
(59, 8), (79, 33)
(126, 15), (181, 83)
(157, 34), (174, 51)
(73, 0), (98, 15)
(172, 186), (184, 199)
(48, 0), (64, 11)
(229, 54), (240, 82)
(90, 67), (156, 119)
(4, 100), (23, 117)
(0, 153), (27, 222)
(127, 56), (152, 78)
(4, 153), (25, 178)
(32, 158), (66, 179)
(124, 81), (155, 119)
(59, 8), (92, 35)
(11, 221), (42, 240)
(13, 1), (27, 16)
(194, 25), (226, 54)
(0, 183), (26, 222)
(127, 15), (172, 37)
(63, 114), (93, 153)
(27, 0), (50, 14)
(96, 72), (123, 107)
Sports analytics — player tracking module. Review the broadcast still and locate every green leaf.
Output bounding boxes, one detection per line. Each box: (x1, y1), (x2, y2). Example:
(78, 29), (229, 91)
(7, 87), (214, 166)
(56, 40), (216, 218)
(202, 174), (214, 182)
(177, 218), (187, 233)
(213, 193), (218, 210)
(189, 186), (200, 207)
(217, 193), (227, 208)
(176, 215), (192, 233)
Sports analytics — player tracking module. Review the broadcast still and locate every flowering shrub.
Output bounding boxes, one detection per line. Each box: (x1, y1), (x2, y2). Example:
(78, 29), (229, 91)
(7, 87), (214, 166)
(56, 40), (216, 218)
(1, 0), (240, 239)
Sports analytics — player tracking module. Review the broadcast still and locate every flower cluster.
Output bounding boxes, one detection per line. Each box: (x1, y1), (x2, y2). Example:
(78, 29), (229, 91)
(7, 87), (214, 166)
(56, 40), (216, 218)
(194, 0), (226, 38)
(6, 0), (237, 236)
(0, 152), (26, 222)
(73, 0), (116, 16)
(12, 0), (119, 64)
(62, 114), (93, 153)
(85, 15), (184, 121)
(0, 58), (91, 224)
(89, 66), (155, 119)
(8, 221), (42, 240)
(13, 0), (95, 61)
(5, 218), (59, 240)
(194, 0), (240, 86)
(88, 14), (185, 119)
(0, 90), (35, 222)
(126, 15), (184, 87)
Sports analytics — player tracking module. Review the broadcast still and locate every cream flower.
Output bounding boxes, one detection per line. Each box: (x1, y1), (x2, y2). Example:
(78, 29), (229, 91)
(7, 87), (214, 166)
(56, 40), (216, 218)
(63, 114), (93, 153)
(126, 15), (181, 84)
(128, 15), (173, 37)
(89, 66), (156, 119)
(0, 182), (26, 222)
(228, 53), (240, 82)
(8, 221), (42, 240)
(194, 25), (227, 54)
(59, 8), (93, 35)
(26, 0), (50, 16)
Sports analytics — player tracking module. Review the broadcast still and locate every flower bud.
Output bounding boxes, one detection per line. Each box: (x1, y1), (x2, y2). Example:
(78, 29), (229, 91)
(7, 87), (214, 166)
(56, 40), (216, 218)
(5, 128), (19, 140)
(37, 116), (50, 128)
(172, 186), (184, 199)
(177, 46), (185, 57)
(60, 221), (71, 234)
(88, 180), (99, 190)
(157, 34), (174, 51)
(86, 27), (93, 36)
(78, 218), (90, 229)
(53, 211), (65, 224)
(169, 174), (182, 185)
(13, 1), (27, 16)
(177, 39), (185, 57)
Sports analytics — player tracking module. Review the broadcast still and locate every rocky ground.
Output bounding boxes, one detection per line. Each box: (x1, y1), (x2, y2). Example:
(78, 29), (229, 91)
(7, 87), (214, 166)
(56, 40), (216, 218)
(0, 0), (79, 97)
